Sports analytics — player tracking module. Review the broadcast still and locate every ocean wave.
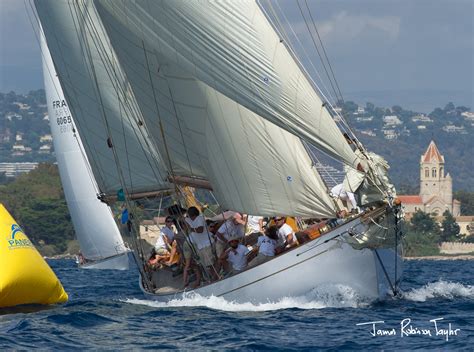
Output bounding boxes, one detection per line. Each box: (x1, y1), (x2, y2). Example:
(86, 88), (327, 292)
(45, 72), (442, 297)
(403, 280), (474, 302)
(123, 284), (370, 312)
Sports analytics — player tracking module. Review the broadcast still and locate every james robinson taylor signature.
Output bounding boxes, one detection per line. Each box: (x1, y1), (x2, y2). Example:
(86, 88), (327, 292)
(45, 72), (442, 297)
(356, 318), (461, 341)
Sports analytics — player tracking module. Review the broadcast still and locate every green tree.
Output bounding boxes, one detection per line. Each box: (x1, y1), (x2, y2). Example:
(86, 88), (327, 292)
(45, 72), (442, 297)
(410, 210), (441, 236)
(440, 210), (460, 242)
(392, 105), (403, 115)
(365, 102), (375, 112)
(18, 199), (74, 253)
(343, 101), (358, 114)
(403, 211), (441, 256)
(444, 102), (455, 112)
(454, 191), (474, 215)
(0, 163), (74, 254)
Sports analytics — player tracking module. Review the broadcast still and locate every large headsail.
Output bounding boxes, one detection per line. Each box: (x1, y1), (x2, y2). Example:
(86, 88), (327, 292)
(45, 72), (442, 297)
(41, 30), (128, 262)
(35, 0), (338, 217)
(35, 0), (171, 198)
(36, 0), (399, 218)
(92, 0), (361, 170)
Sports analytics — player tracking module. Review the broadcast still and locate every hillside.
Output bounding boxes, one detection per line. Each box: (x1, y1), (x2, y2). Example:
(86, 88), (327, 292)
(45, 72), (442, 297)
(1, 90), (473, 191)
(339, 101), (473, 192)
(0, 163), (75, 255)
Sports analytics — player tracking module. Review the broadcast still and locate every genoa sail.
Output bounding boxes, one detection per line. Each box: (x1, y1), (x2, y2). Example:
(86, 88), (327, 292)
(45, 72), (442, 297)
(41, 29), (129, 268)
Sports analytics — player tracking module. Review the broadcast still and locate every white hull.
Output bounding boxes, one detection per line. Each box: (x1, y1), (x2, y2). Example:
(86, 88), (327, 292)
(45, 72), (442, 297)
(142, 217), (403, 304)
(80, 251), (131, 270)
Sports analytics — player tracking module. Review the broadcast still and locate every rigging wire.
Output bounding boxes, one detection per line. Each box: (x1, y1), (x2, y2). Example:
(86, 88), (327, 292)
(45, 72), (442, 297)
(264, 1), (393, 199)
(79, 1), (170, 190)
(303, 0), (345, 104)
(295, 0), (341, 105)
(72, 0), (153, 288)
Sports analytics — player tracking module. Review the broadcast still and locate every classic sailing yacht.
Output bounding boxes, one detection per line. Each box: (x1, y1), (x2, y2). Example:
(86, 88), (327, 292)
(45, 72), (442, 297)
(40, 30), (129, 270)
(35, 0), (403, 303)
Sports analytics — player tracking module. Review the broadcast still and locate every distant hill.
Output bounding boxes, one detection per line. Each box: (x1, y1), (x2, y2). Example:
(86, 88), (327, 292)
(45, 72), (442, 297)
(339, 100), (473, 192)
(1, 90), (473, 191)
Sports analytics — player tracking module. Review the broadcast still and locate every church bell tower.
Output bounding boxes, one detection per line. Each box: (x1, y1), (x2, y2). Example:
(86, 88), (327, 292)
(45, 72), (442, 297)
(419, 140), (453, 213)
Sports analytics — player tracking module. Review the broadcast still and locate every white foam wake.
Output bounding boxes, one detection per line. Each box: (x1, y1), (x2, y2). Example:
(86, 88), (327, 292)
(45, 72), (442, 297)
(124, 284), (370, 312)
(403, 280), (474, 302)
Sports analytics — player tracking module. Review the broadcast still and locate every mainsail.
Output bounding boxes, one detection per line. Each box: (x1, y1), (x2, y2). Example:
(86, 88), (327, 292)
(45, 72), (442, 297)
(41, 30), (129, 263)
(34, 0), (390, 218)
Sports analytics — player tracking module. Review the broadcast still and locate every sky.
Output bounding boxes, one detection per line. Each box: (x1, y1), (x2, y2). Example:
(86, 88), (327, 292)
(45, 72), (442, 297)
(0, 0), (472, 112)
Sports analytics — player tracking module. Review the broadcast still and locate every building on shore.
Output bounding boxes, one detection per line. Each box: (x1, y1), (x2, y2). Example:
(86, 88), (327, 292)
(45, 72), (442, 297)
(0, 162), (39, 178)
(398, 141), (474, 236)
(399, 141), (460, 216)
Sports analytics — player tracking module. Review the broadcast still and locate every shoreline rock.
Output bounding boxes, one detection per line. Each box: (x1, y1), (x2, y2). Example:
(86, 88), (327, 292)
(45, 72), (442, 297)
(44, 253), (76, 260)
(405, 255), (474, 260)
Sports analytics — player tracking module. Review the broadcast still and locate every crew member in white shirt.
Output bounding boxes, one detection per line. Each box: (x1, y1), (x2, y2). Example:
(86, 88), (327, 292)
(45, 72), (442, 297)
(274, 217), (297, 249)
(245, 215), (264, 235)
(330, 183), (359, 212)
(215, 212), (245, 257)
(247, 225), (278, 268)
(219, 238), (249, 275)
(183, 206), (215, 287)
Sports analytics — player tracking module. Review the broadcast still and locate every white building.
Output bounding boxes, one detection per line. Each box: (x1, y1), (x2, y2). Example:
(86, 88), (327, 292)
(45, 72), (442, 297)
(383, 129), (398, 140)
(412, 114), (433, 123)
(0, 162), (39, 177)
(442, 125), (465, 133)
(40, 134), (53, 143)
(383, 115), (402, 126)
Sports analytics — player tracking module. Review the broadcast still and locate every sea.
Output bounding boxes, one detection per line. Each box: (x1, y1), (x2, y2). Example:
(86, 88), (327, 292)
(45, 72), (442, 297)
(1, 259), (473, 350)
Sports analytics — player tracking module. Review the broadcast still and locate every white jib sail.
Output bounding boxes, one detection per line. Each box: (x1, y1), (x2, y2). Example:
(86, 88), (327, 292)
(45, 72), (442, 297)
(41, 29), (128, 262)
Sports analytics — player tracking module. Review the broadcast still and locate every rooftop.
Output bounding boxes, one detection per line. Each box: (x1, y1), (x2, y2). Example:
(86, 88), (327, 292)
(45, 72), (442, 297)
(422, 140), (444, 163)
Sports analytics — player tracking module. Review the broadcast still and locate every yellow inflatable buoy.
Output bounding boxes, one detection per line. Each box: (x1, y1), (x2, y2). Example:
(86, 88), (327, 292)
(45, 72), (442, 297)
(0, 204), (68, 308)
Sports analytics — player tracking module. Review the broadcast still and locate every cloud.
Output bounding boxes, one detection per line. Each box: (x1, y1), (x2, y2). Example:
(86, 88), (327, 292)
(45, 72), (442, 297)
(293, 11), (401, 43)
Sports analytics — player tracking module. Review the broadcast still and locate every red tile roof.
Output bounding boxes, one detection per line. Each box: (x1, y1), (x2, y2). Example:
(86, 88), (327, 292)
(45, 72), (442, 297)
(398, 195), (423, 204)
(422, 141), (444, 163)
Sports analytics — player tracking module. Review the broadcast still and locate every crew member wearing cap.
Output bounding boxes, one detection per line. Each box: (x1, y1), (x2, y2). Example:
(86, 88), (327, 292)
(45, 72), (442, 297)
(215, 212), (246, 257)
(218, 237), (249, 276)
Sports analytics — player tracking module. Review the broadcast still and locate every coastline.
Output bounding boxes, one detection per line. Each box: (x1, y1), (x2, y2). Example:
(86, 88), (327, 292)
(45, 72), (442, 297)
(405, 255), (474, 261)
(44, 254), (77, 260)
(46, 254), (474, 260)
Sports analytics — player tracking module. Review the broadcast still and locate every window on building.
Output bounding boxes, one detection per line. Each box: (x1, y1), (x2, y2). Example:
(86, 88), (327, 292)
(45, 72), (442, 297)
(432, 168), (437, 178)
(440, 167), (443, 177)
(425, 168), (429, 178)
